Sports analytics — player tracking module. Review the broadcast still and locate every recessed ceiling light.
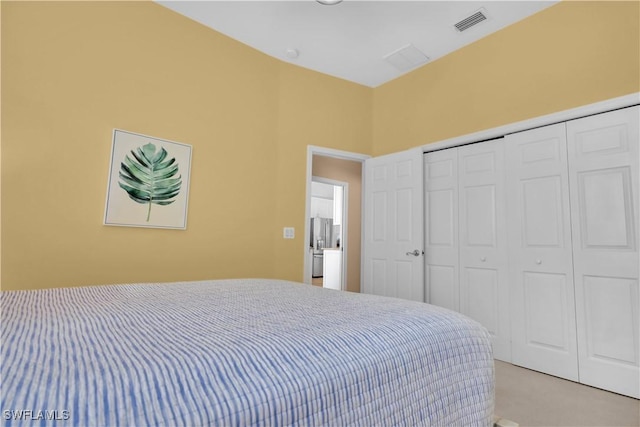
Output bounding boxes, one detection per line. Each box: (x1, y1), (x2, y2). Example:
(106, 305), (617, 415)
(316, 0), (343, 5)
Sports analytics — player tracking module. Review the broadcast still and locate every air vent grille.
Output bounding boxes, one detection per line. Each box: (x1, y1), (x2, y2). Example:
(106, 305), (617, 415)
(455, 10), (488, 32)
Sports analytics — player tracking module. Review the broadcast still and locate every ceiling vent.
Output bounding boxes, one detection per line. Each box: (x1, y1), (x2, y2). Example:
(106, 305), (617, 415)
(454, 8), (489, 32)
(384, 44), (429, 72)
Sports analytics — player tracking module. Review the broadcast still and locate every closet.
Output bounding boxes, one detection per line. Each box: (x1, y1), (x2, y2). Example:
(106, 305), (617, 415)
(424, 105), (639, 398)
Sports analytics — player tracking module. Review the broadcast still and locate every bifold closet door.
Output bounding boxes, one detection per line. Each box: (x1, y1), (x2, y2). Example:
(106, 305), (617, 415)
(424, 141), (511, 361)
(458, 139), (511, 362)
(506, 123), (579, 381)
(566, 106), (639, 398)
(424, 149), (459, 311)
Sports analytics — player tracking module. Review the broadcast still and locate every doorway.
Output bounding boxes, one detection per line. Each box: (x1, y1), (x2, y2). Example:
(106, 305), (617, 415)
(304, 146), (369, 292)
(309, 178), (347, 289)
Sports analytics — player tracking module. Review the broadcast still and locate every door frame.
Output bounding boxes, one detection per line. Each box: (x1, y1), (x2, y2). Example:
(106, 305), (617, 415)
(420, 93), (639, 154)
(304, 145), (370, 286)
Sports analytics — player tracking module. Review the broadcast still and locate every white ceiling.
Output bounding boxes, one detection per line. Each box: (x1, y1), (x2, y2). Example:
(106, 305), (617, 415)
(157, 0), (558, 87)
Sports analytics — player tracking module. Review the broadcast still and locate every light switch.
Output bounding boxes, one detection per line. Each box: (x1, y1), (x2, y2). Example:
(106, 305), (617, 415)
(283, 227), (295, 239)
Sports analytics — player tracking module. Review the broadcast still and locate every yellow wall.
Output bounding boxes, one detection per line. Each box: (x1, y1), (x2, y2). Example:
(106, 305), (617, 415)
(0, 1), (372, 290)
(372, 1), (640, 155)
(2, 1), (638, 290)
(272, 63), (372, 283)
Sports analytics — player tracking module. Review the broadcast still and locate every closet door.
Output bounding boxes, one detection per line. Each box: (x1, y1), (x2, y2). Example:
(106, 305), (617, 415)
(424, 149), (459, 311)
(458, 139), (511, 362)
(506, 123), (579, 381)
(567, 106), (639, 398)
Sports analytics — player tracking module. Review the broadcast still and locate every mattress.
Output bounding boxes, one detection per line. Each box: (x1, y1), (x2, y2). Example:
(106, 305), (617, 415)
(1, 279), (494, 426)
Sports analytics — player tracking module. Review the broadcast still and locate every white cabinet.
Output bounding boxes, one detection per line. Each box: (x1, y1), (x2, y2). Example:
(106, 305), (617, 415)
(323, 249), (342, 290)
(311, 182), (334, 219)
(310, 197), (333, 219)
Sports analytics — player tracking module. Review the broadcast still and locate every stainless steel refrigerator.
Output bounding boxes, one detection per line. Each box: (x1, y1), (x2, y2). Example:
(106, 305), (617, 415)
(310, 218), (333, 278)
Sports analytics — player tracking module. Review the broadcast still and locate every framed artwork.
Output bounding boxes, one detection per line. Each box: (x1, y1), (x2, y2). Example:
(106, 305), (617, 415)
(104, 129), (192, 229)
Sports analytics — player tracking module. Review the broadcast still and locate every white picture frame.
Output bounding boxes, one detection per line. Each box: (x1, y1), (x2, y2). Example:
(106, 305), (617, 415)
(104, 129), (192, 229)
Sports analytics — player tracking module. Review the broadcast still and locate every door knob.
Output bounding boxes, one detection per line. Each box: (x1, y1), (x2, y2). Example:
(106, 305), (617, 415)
(536, 259), (542, 265)
(480, 257), (487, 262)
(406, 249), (421, 257)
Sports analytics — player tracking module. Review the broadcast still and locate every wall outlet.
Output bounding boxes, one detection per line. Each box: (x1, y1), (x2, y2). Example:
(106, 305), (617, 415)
(283, 227), (295, 239)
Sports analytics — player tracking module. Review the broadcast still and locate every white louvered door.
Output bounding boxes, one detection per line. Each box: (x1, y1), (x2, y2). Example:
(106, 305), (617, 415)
(506, 123), (579, 381)
(566, 106), (640, 398)
(458, 139), (511, 362)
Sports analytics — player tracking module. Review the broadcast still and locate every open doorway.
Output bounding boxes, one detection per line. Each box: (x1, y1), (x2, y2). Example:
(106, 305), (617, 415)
(304, 146), (369, 293)
(309, 178), (347, 289)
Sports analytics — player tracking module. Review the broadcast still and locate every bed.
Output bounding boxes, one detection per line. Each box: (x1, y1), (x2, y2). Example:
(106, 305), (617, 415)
(1, 279), (494, 426)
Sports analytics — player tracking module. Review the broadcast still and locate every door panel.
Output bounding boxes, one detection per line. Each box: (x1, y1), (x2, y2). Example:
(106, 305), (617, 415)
(506, 123), (579, 381)
(372, 191), (387, 241)
(523, 272), (571, 351)
(464, 267), (498, 335)
(427, 264), (456, 310)
(583, 276), (637, 364)
(396, 260), (415, 301)
(363, 148), (424, 302)
(463, 185), (496, 247)
(578, 167), (634, 249)
(396, 188), (413, 241)
(428, 189), (455, 246)
(372, 259), (386, 296)
(424, 149), (459, 311)
(458, 139), (511, 361)
(521, 176), (565, 247)
(567, 105), (639, 398)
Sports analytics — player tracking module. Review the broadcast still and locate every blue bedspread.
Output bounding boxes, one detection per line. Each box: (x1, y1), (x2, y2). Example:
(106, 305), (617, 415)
(1, 279), (494, 426)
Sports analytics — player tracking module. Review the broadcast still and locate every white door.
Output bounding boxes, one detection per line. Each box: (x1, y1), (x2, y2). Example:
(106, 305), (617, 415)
(424, 148), (459, 311)
(363, 148), (424, 302)
(458, 139), (511, 362)
(506, 123), (579, 381)
(567, 106), (640, 398)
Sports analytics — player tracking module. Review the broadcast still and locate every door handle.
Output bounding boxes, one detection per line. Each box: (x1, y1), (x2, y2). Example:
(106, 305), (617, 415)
(406, 249), (422, 257)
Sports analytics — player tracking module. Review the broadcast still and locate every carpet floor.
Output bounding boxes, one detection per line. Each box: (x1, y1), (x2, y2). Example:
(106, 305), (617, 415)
(494, 360), (639, 427)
